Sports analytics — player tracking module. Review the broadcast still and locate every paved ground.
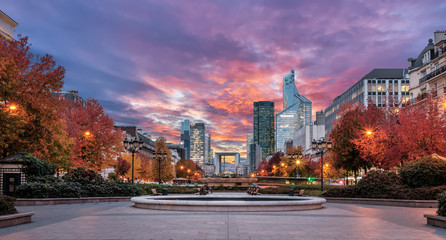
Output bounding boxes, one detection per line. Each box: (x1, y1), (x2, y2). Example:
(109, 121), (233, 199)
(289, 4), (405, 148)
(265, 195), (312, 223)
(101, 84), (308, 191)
(1, 194), (446, 240)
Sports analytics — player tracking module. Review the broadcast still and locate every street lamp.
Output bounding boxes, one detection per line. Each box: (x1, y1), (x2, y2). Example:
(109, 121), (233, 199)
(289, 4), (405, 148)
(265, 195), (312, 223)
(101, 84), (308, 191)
(156, 151), (167, 184)
(311, 139), (332, 192)
(123, 137), (144, 183)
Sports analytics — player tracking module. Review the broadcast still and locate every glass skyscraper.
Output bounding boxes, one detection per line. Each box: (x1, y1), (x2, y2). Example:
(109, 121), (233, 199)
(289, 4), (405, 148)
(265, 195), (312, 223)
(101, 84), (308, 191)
(276, 68), (312, 153)
(253, 101), (275, 159)
(180, 120), (191, 159)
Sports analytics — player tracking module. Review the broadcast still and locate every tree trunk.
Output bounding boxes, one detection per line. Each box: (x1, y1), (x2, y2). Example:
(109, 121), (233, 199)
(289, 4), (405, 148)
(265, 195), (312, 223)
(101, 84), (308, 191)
(354, 170), (357, 185)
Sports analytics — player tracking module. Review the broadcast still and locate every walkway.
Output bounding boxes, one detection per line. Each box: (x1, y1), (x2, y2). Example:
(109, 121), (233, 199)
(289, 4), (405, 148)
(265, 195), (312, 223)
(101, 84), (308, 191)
(1, 195), (445, 239)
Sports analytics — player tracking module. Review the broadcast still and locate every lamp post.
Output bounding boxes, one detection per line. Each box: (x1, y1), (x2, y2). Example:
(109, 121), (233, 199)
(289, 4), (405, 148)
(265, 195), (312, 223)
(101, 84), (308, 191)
(156, 151), (167, 184)
(123, 138), (144, 184)
(311, 139), (332, 192)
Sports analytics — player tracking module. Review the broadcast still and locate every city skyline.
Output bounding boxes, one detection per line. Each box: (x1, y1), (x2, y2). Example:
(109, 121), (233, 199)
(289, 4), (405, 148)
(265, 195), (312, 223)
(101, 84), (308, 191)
(3, 1), (446, 156)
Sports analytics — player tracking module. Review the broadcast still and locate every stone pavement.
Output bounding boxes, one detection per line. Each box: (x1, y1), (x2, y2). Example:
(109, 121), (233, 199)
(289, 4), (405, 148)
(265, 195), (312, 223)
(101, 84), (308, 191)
(1, 195), (445, 240)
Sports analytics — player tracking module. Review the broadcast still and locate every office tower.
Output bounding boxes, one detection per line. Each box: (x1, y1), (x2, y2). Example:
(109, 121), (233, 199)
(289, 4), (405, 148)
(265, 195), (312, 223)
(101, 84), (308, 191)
(276, 68), (312, 153)
(180, 120), (191, 159)
(190, 123), (205, 165)
(248, 143), (262, 172)
(325, 68), (409, 133)
(253, 101), (275, 159)
(205, 132), (211, 163)
(246, 132), (253, 163)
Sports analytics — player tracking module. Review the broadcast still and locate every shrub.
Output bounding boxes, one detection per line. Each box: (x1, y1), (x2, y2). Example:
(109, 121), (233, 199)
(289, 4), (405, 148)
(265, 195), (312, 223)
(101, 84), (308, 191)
(400, 156), (446, 188)
(0, 195), (17, 216)
(21, 152), (55, 177)
(438, 191), (446, 216)
(323, 186), (357, 198)
(15, 182), (84, 198)
(62, 167), (104, 185)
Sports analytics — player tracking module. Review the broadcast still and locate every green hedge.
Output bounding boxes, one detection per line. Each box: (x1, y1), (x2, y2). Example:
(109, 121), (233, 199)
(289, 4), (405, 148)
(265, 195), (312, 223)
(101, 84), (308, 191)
(0, 195), (17, 216)
(15, 181), (141, 198)
(438, 191), (446, 216)
(400, 156), (446, 188)
(323, 171), (446, 200)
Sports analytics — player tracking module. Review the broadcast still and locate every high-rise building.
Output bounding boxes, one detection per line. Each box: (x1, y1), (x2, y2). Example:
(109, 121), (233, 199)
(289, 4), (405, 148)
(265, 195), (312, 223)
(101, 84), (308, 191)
(0, 10), (18, 40)
(180, 120), (191, 159)
(276, 68), (312, 153)
(324, 68), (409, 133)
(205, 132), (211, 163)
(248, 143), (262, 172)
(190, 123), (206, 165)
(408, 31), (446, 104)
(253, 101), (275, 159)
(246, 132), (253, 162)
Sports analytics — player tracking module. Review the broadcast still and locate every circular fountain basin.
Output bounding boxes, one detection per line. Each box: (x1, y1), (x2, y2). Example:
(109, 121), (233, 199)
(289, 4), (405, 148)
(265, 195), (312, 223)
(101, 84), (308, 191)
(131, 194), (326, 212)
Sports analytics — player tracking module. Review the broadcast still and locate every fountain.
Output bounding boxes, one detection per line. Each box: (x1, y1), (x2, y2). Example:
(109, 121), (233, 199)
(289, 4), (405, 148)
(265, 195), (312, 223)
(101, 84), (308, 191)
(131, 193), (326, 212)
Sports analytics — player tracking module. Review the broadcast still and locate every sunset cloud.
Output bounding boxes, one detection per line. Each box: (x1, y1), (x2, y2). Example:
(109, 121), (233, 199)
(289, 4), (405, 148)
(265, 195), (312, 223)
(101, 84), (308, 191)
(4, 0), (446, 158)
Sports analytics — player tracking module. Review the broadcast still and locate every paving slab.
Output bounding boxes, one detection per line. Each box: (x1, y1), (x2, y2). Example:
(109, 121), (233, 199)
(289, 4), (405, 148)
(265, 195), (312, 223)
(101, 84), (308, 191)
(0, 194), (445, 240)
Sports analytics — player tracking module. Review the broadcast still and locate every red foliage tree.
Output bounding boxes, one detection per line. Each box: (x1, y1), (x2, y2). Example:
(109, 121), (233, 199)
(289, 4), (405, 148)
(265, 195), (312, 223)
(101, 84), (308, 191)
(115, 156), (131, 177)
(63, 98), (124, 171)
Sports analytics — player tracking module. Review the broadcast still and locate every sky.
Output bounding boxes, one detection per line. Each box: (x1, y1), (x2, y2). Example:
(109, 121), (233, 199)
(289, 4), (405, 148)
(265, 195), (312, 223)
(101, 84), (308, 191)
(3, 0), (446, 158)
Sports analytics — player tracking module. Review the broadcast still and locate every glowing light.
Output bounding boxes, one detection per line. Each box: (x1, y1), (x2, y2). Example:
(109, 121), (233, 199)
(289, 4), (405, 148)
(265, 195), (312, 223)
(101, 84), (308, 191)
(296, 160), (300, 164)
(273, 165), (276, 169)
(325, 163), (329, 167)
(84, 131), (91, 137)
(9, 105), (17, 110)
(281, 163), (285, 167)
(250, 173), (255, 177)
(187, 169), (191, 173)
(180, 166), (184, 170)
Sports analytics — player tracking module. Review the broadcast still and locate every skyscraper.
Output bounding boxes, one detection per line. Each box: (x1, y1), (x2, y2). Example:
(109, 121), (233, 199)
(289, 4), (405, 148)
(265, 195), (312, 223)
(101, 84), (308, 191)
(180, 120), (191, 159)
(253, 101), (275, 159)
(276, 68), (312, 153)
(246, 132), (253, 162)
(205, 132), (211, 163)
(190, 123), (206, 165)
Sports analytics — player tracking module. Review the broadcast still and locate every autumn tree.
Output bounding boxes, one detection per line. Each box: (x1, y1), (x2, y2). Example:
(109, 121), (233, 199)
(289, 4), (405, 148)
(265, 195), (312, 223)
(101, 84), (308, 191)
(63, 98), (124, 171)
(175, 159), (196, 178)
(265, 152), (284, 176)
(152, 137), (174, 183)
(0, 35), (72, 168)
(330, 103), (369, 180)
(115, 156), (131, 177)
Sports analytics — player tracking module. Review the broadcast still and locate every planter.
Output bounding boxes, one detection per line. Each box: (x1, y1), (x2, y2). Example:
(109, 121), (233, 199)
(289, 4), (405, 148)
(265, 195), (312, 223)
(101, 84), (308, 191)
(0, 212), (34, 228)
(424, 214), (446, 228)
(325, 197), (438, 208)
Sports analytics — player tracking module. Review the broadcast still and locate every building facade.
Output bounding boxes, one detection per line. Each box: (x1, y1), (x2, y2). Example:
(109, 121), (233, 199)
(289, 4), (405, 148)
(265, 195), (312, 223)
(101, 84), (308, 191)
(180, 120), (191, 160)
(276, 68), (312, 153)
(0, 10), (18, 40)
(246, 132), (253, 162)
(324, 68), (409, 133)
(408, 31), (446, 103)
(253, 101), (275, 159)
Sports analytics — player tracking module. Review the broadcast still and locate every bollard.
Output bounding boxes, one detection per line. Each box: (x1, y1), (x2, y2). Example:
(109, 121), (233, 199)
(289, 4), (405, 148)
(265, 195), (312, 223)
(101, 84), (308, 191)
(162, 188), (168, 195)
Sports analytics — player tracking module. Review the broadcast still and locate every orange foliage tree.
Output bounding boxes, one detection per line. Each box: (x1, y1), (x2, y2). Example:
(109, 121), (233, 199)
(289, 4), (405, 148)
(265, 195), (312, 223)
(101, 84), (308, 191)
(63, 98), (124, 171)
(175, 159), (196, 179)
(152, 137), (174, 183)
(0, 35), (71, 168)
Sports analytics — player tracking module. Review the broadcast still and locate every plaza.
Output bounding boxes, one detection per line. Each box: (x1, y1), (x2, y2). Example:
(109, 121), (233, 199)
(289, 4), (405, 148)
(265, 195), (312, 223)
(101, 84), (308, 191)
(1, 194), (445, 240)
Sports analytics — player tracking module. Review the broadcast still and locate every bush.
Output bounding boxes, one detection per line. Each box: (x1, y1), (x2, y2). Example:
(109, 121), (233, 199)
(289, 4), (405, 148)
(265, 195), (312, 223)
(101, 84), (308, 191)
(0, 195), (17, 216)
(15, 182), (84, 198)
(323, 171), (410, 199)
(14, 181), (141, 198)
(62, 167), (104, 185)
(21, 152), (55, 177)
(438, 191), (446, 216)
(400, 156), (446, 188)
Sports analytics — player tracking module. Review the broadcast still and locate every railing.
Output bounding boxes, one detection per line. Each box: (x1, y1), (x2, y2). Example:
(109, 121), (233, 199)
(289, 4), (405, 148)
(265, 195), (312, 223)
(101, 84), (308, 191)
(419, 65), (446, 85)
